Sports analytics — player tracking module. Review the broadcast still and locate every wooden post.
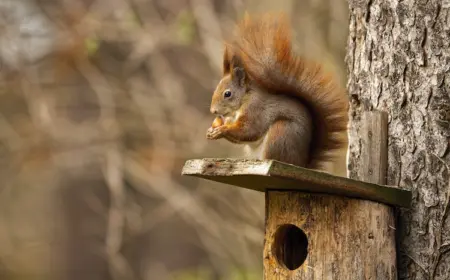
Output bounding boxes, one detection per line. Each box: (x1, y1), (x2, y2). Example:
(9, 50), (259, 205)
(182, 111), (410, 279)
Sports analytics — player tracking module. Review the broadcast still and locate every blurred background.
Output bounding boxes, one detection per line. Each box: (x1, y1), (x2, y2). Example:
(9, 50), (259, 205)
(0, 0), (348, 279)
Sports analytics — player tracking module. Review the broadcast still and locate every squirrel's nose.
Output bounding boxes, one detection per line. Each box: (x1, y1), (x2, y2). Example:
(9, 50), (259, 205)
(210, 108), (218, 114)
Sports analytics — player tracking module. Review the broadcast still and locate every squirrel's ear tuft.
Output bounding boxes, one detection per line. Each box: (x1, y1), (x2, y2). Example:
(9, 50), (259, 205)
(230, 54), (244, 69)
(223, 44), (231, 75)
(228, 53), (247, 86)
(232, 67), (246, 87)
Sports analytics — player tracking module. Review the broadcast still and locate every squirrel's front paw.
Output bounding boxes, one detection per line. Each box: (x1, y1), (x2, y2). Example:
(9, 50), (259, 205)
(206, 126), (224, 140)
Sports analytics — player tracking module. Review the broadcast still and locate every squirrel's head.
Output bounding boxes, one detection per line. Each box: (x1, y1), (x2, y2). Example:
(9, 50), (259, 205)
(210, 66), (249, 116)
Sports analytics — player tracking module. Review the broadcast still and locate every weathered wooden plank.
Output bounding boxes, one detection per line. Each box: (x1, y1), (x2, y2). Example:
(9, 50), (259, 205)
(360, 111), (388, 182)
(355, 111), (397, 279)
(182, 158), (411, 208)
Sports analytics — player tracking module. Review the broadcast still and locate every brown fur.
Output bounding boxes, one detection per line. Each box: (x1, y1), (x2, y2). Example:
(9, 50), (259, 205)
(225, 12), (349, 168)
(264, 120), (310, 167)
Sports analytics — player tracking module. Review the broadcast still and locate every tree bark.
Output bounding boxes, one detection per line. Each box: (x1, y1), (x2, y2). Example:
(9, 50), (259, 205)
(347, 1), (450, 279)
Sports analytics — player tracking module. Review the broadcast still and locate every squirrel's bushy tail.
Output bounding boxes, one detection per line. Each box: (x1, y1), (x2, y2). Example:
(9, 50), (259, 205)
(227, 12), (349, 168)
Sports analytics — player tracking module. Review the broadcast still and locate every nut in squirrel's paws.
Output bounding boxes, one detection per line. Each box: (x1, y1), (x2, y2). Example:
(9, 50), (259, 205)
(207, 116), (225, 140)
(206, 126), (224, 140)
(211, 116), (224, 128)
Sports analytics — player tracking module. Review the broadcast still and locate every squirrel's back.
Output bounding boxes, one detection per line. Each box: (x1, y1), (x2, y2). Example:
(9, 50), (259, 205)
(225, 13), (349, 168)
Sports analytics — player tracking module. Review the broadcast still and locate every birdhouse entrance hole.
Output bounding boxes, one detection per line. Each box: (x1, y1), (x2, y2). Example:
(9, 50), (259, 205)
(272, 224), (308, 270)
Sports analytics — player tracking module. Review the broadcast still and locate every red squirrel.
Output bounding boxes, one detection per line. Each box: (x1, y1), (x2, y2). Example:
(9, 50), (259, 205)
(206, 13), (349, 170)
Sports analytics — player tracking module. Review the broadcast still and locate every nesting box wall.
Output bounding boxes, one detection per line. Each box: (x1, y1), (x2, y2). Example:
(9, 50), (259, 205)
(264, 192), (396, 279)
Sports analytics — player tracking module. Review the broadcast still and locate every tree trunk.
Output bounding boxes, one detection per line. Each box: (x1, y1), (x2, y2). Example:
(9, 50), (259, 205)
(347, 1), (450, 279)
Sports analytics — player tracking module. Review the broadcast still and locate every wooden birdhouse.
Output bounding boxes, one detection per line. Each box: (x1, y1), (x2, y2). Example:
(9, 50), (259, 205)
(181, 111), (411, 279)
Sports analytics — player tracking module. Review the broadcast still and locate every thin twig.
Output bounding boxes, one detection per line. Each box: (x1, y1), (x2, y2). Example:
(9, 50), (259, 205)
(103, 147), (136, 280)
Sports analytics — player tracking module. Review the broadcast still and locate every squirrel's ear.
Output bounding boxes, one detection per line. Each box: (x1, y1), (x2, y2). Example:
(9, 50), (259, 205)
(226, 53), (247, 86)
(231, 67), (247, 87)
(230, 54), (244, 69)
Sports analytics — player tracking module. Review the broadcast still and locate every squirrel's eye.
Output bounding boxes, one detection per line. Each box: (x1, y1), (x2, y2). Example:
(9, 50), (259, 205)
(223, 90), (232, 98)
